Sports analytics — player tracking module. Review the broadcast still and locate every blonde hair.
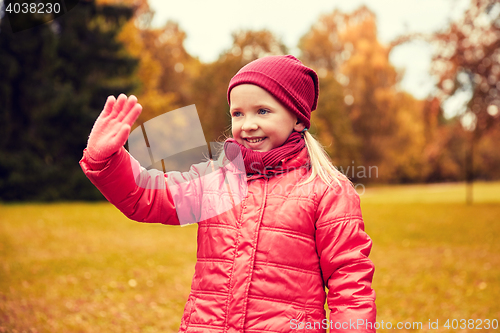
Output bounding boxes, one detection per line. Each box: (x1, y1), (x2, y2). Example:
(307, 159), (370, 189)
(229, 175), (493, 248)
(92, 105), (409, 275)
(300, 131), (349, 188)
(213, 131), (349, 189)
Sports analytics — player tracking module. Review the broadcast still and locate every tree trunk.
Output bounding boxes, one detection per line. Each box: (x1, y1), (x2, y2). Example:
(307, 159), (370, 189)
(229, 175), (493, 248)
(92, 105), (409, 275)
(465, 135), (474, 205)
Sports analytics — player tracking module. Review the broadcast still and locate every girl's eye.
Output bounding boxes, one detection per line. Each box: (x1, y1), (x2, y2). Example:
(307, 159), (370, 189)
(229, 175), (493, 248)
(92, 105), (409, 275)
(232, 111), (242, 117)
(258, 108), (269, 115)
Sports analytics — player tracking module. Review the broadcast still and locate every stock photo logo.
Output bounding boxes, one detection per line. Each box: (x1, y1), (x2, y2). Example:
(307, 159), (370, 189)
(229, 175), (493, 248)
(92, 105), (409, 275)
(127, 105), (248, 226)
(3, 0), (79, 32)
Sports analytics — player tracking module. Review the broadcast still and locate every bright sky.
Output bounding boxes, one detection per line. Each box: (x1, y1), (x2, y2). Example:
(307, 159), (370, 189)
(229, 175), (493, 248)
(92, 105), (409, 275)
(148, 0), (471, 100)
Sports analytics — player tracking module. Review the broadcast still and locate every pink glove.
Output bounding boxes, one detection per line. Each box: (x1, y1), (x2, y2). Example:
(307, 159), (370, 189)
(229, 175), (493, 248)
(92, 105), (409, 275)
(87, 94), (142, 161)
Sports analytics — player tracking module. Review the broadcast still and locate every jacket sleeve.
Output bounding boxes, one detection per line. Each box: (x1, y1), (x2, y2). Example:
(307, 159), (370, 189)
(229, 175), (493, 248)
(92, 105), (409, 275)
(315, 180), (376, 332)
(79, 146), (206, 225)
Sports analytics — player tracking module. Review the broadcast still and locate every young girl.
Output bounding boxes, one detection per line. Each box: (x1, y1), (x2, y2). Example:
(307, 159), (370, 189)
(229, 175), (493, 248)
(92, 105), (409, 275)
(80, 55), (376, 332)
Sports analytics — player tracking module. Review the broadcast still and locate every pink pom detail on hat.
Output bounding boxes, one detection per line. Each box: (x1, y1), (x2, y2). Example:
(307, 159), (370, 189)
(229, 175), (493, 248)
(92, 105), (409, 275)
(227, 55), (319, 129)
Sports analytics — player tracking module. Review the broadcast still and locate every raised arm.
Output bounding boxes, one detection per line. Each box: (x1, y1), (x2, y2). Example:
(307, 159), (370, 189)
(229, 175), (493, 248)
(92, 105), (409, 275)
(80, 94), (247, 225)
(80, 94), (180, 225)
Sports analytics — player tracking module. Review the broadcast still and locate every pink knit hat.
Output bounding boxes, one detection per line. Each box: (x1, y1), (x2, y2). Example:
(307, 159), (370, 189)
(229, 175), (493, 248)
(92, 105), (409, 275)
(227, 55), (319, 129)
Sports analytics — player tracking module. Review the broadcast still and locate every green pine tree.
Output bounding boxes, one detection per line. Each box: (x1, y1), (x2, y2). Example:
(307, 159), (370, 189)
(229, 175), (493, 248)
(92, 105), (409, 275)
(0, 0), (139, 201)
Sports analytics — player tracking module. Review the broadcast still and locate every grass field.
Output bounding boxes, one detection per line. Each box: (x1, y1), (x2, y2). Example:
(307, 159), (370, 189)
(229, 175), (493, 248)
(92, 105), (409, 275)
(1, 181), (499, 332)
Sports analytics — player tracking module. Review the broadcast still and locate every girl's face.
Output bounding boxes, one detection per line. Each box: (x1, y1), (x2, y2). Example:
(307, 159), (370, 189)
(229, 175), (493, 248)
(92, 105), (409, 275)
(230, 84), (305, 152)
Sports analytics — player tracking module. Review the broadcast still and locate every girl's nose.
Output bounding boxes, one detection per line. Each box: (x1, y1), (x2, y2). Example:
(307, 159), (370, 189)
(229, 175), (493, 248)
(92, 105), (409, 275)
(241, 116), (258, 131)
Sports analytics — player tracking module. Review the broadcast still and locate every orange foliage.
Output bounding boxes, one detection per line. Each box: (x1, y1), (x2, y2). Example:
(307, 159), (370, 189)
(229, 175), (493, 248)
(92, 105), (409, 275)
(93, 0), (499, 182)
(96, 0), (198, 126)
(300, 6), (427, 182)
(431, 0), (500, 137)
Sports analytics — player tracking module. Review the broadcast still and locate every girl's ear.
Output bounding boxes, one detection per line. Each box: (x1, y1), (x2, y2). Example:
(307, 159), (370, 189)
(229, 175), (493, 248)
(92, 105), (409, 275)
(293, 121), (306, 133)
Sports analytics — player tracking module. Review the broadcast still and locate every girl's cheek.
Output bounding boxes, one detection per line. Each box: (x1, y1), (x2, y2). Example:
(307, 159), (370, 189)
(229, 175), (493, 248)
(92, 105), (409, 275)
(232, 121), (244, 136)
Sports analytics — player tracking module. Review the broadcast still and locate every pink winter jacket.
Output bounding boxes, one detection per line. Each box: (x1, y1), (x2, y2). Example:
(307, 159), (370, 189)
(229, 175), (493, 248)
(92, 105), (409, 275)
(79, 146), (376, 332)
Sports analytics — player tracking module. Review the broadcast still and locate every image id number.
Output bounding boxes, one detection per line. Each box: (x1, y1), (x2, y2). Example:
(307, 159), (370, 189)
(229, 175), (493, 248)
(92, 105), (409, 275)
(5, 2), (61, 14)
(444, 318), (498, 330)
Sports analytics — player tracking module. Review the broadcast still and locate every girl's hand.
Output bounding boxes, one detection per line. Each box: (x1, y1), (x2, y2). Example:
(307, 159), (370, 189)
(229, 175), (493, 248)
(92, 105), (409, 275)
(87, 94), (142, 161)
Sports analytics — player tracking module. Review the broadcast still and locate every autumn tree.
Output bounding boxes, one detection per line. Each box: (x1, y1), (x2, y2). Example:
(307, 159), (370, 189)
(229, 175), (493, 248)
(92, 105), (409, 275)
(300, 6), (427, 182)
(418, 0), (500, 200)
(416, 97), (463, 182)
(308, 72), (361, 169)
(431, 0), (500, 134)
(98, 0), (199, 125)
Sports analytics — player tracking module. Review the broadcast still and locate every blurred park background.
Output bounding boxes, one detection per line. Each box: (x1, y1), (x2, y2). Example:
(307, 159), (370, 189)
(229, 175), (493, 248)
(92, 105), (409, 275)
(0, 0), (499, 331)
(1, 0), (500, 200)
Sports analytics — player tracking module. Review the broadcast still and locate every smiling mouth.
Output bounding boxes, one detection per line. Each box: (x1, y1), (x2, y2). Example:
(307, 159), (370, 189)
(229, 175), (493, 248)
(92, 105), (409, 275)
(245, 137), (266, 143)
